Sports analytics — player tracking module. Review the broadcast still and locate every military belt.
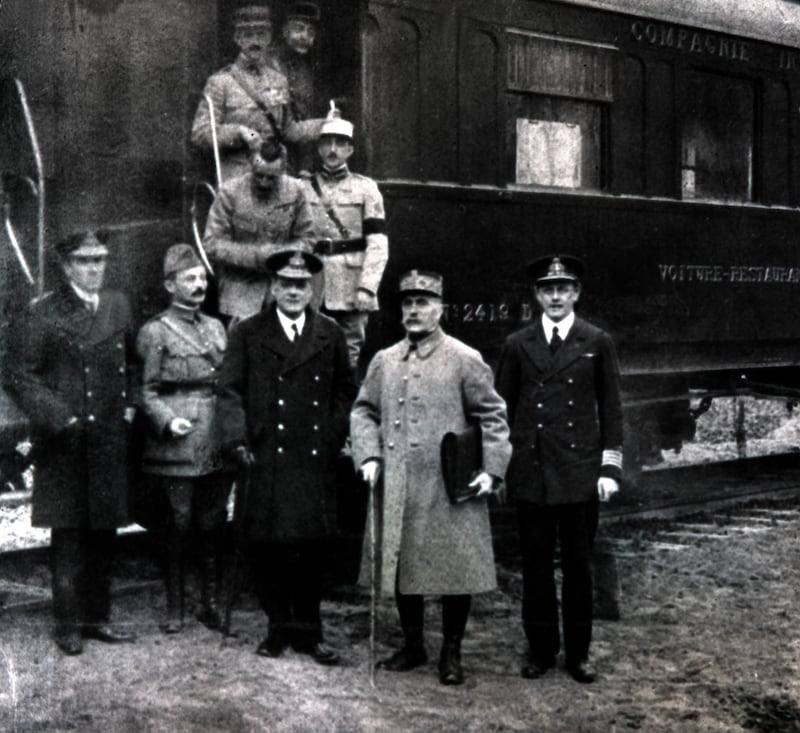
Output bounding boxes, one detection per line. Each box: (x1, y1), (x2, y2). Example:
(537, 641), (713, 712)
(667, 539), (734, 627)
(314, 238), (366, 256)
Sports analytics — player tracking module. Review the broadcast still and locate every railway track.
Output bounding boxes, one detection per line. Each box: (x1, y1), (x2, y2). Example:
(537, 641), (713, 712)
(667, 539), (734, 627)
(1, 452), (799, 614)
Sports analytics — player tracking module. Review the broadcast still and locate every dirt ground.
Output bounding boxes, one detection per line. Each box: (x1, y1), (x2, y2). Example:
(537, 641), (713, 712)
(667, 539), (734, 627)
(0, 499), (799, 733)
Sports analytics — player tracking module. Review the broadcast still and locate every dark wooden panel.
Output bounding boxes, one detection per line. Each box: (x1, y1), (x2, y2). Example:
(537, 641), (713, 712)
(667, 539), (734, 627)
(611, 54), (645, 194)
(760, 79), (790, 206)
(644, 60), (675, 196)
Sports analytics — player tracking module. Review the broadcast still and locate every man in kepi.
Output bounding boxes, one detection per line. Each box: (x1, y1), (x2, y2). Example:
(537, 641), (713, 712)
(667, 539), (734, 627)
(191, 5), (322, 181)
(5, 231), (136, 655)
(217, 249), (356, 665)
(306, 104), (388, 373)
(350, 270), (511, 685)
(495, 255), (624, 684)
(203, 140), (314, 327)
(136, 245), (229, 634)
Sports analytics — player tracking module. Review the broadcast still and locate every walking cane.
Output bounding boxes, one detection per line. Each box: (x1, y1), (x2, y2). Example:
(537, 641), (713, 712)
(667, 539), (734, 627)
(222, 461), (251, 637)
(203, 93), (223, 189)
(368, 470), (379, 688)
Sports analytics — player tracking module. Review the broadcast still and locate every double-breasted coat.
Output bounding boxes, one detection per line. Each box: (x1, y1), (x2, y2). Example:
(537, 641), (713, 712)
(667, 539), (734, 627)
(216, 305), (356, 543)
(203, 172), (315, 319)
(350, 328), (512, 596)
(5, 285), (134, 528)
(136, 306), (227, 477)
(495, 316), (624, 504)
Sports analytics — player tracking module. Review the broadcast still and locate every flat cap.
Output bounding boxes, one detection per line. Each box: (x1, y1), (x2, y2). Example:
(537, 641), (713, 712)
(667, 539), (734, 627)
(234, 5), (272, 27)
(266, 249), (323, 279)
(319, 100), (354, 139)
(55, 230), (110, 259)
(164, 243), (203, 278)
(286, 1), (321, 22)
(399, 269), (443, 297)
(528, 254), (584, 284)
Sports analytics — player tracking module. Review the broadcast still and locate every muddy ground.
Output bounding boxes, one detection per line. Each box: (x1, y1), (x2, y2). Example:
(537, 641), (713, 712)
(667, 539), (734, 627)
(0, 498), (799, 732)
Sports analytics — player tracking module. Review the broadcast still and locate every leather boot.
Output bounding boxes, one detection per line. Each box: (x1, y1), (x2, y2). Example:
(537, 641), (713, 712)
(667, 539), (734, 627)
(438, 635), (464, 685)
(376, 627), (427, 671)
(197, 553), (222, 630)
(161, 528), (184, 634)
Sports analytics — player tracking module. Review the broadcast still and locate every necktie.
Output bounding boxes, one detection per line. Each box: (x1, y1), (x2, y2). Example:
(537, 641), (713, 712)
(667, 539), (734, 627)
(550, 326), (562, 354)
(291, 323), (300, 342)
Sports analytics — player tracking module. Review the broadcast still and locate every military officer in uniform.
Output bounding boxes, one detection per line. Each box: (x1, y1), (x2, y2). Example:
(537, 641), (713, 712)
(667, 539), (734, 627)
(191, 5), (322, 181)
(306, 104), (388, 372)
(5, 231), (136, 655)
(351, 270), (511, 685)
(495, 255), (623, 684)
(217, 249), (356, 665)
(268, 2), (322, 174)
(203, 140), (315, 325)
(136, 245), (229, 634)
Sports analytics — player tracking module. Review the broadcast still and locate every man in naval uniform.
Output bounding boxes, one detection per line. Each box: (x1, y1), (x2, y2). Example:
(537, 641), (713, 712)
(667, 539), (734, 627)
(305, 105), (388, 372)
(136, 244), (229, 634)
(495, 255), (624, 684)
(191, 5), (322, 181)
(217, 249), (356, 665)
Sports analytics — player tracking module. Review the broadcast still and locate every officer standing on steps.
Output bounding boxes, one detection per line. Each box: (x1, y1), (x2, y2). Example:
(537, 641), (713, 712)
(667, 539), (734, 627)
(306, 104), (389, 373)
(136, 245), (229, 634)
(217, 249), (356, 666)
(4, 230), (136, 656)
(495, 254), (624, 684)
(191, 5), (323, 181)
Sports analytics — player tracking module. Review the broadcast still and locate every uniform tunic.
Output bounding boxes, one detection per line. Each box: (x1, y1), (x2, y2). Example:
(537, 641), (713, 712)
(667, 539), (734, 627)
(350, 328), (512, 596)
(216, 306), (356, 543)
(136, 305), (227, 477)
(203, 172), (315, 319)
(5, 285), (133, 529)
(304, 167), (388, 312)
(191, 55), (321, 180)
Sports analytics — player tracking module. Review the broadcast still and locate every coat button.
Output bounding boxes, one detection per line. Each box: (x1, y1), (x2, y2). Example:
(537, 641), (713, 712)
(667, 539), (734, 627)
(278, 423), (285, 430)
(568, 422), (573, 428)
(537, 423), (543, 429)
(84, 367), (90, 374)
(277, 446), (284, 454)
(118, 367), (124, 375)
(537, 403), (543, 409)
(117, 342), (123, 350)
(568, 400), (574, 406)
(313, 425), (319, 431)
(398, 398), (405, 404)
(311, 449), (318, 456)
(87, 391), (93, 397)
(568, 378), (574, 384)
(314, 375), (320, 381)
(570, 443), (576, 449)
(87, 415), (95, 423)
(312, 400), (319, 407)
(121, 390), (126, 398)
(278, 399), (284, 406)
(403, 376), (408, 381)
(394, 420), (400, 427)
(388, 441), (395, 449)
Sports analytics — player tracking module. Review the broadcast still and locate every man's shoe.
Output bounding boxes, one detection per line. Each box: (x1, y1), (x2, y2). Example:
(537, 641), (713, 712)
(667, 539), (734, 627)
(256, 635), (288, 658)
(82, 624), (136, 643)
(521, 657), (555, 679)
(55, 632), (83, 656)
(296, 642), (340, 666)
(376, 644), (428, 671)
(566, 659), (596, 684)
(160, 617), (183, 635)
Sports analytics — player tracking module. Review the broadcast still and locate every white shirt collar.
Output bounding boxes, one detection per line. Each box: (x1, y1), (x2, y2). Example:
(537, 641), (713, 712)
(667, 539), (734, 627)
(276, 308), (306, 341)
(70, 281), (99, 311)
(541, 311), (575, 343)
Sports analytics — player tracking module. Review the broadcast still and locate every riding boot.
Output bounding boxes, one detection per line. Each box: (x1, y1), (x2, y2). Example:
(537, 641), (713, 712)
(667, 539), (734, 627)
(197, 544), (221, 630)
(438, 635), (464, 685)
(439, 594), (470, 684)
(162, 528), (184, 634)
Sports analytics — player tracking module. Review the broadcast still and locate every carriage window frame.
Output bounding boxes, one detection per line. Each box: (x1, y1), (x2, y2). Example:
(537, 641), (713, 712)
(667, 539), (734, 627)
(680, 70), (755, 203)
(504, 29), (616, 192)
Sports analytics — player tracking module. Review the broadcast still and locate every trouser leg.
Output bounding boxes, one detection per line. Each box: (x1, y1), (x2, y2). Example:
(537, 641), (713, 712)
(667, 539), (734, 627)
(248, 542), (292, 641)
(518, 502), (560, 663)
(396, 590), (425, 645)
(439, 595), (471, 685)
(83, 529), (116, 626)
(292, 541), (325, 648)
(50, 528), (82, 637)
(559, 501), (595, 666)
(193, 474), (229, 630)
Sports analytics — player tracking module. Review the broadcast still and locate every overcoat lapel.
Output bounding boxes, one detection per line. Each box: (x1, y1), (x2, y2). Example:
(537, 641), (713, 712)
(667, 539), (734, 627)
(281, 309), (330, 374)
(54, 286), (96, 342)
(520, 321), (552, 375)
(520, 318), (593, 381)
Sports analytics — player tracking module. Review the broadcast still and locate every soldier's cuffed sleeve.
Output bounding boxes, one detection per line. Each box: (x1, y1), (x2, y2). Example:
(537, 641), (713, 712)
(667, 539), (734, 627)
(284, 117), (325, 144)
(597, 331), (624, 479)
(350, 351), (385, 466)
(357, 179), (389, 301)
(135, 323), (176, 435)
(461, 352), (512, 480)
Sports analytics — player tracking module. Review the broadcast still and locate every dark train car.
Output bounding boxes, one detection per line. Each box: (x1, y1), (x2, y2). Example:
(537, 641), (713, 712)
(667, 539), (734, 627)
(3, 0), (800, 471)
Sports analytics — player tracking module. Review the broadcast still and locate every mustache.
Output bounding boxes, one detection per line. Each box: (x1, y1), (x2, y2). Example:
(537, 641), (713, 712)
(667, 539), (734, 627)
(192, 288), (206, 297)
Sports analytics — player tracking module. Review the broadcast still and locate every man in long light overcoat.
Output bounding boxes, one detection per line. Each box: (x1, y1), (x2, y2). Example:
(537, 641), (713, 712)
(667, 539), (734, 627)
(4, 230), (136, 655)
(350, 270), (511, 686)
(216, 249), (356, 665)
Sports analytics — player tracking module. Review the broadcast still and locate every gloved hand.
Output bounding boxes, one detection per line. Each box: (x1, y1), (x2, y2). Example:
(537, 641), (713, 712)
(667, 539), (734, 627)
(597, 477), (619, 502)
(469, 471), (495, 498)
(232, 445), (255, 467)
(359, 459), (381, 487)
(169, 417), (193, 437)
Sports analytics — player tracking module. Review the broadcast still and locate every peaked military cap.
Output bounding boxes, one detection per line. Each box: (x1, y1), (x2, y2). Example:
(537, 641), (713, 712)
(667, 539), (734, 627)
(319, 100), (354, 139)
(234, 5), (272, 28)
(286, 1), (321, 22)
(399, 270), (443, 297)
(55, 230), (110, 259)
(266, 249), (323, 279)
(528, 254), (584, 284)
(163, 243), (203, 278)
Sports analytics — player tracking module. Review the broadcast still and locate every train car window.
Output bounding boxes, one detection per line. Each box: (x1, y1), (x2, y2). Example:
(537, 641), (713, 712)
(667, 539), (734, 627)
(505, 30), (615, 191)
(681, 71), (754, 202)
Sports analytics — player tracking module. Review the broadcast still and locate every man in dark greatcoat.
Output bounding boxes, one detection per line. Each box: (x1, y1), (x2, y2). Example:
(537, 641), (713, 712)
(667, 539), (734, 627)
(5, 230), (136, 655)
(495, 255), (624, 684)
(217, 248), (356, 665)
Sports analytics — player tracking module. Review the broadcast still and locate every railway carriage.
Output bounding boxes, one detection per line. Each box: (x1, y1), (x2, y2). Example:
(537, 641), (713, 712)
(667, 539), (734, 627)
(3, 0), (800, 476)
